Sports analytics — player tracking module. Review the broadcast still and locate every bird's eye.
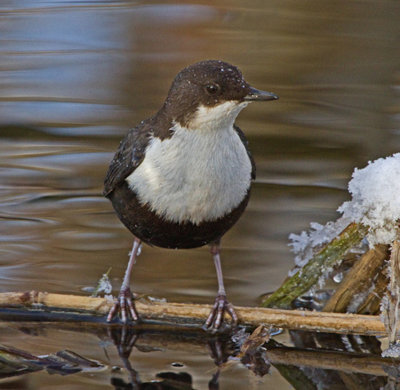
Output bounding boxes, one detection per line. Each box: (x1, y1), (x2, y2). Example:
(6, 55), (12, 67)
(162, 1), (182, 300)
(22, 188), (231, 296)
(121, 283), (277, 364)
(205, 83), (220, 95)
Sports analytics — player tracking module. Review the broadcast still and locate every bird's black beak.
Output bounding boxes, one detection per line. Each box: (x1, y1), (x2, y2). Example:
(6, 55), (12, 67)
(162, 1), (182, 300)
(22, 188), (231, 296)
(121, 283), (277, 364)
(244, 87), (279, 102)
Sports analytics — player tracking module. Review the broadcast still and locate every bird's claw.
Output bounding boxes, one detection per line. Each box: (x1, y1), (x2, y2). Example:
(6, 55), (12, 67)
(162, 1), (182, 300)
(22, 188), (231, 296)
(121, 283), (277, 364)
(107, 287), (139, 323)
(203, 294), (238, 331)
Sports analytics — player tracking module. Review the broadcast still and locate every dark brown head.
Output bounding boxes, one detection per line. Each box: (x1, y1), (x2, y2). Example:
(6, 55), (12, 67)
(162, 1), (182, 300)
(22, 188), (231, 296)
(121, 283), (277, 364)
(162, 60), (278, 129)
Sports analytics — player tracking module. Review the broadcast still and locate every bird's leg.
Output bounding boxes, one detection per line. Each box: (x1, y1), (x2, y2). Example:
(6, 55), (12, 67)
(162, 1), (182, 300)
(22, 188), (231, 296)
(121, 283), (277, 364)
(107, 238), (142, 323)
(204, 241), (238, 330)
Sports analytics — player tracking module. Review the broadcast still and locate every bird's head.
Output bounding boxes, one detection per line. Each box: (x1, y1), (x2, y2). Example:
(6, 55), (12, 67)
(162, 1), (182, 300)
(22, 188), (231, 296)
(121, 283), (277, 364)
(163, 60), (278, 131)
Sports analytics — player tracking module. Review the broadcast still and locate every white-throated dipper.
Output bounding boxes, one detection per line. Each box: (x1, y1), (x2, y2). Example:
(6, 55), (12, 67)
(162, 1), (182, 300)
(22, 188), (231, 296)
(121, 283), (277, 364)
(104, 60), (278, 330)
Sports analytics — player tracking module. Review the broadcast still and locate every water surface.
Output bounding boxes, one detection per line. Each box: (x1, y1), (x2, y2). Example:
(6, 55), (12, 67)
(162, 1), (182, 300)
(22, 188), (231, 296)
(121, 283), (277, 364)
(1, 0), (400, 388)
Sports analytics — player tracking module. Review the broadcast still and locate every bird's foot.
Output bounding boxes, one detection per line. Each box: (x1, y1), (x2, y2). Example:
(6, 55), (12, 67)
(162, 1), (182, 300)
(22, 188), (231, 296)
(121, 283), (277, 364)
(203, 294), (238, 331)
(107, 287), (139, 323)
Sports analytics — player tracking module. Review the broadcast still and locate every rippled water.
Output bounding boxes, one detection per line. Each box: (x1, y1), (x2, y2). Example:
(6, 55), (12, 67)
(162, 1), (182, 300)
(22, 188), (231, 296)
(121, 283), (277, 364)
(1, 0), (400, 388)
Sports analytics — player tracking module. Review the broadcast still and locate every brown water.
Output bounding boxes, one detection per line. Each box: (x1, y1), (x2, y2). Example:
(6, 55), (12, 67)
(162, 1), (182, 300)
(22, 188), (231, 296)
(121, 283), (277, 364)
(1, 0), (400, 388)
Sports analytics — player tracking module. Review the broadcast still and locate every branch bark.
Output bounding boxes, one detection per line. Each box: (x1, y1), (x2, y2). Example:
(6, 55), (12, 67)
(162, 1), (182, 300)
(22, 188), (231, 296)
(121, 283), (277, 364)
(261, 223), (369, 309)
(382, 240), (400, 344)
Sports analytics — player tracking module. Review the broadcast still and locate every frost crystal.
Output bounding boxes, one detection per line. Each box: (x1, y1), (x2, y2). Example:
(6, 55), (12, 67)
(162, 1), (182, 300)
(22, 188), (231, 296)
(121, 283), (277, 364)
(288, 217), (351, 275)
(92, 271), (113, 297)
(98, 274), (112, 294)
(382, 343), (400, 358)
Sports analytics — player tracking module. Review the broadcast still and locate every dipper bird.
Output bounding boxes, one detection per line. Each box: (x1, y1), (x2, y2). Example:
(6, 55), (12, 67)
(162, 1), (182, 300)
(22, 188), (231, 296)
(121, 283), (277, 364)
(104, 60), (278, 330)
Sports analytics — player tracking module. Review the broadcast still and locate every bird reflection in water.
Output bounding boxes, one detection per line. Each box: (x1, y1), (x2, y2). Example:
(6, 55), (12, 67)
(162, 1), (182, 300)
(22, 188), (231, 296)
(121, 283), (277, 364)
(107, 326), (241, 390)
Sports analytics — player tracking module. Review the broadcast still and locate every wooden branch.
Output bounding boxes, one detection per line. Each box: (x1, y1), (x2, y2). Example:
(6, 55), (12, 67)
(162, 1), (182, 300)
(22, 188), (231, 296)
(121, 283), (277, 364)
(261, 223), (369, 309)
(322, 244), (389, 313)
(0, 291), (386, 336)
(382, 240), (400, 344)
(357, 262), (389, 315)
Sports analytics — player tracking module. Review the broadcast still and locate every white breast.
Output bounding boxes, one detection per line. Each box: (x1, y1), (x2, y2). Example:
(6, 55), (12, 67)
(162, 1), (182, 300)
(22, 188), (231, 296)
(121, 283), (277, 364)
(125, 102), (253, 225)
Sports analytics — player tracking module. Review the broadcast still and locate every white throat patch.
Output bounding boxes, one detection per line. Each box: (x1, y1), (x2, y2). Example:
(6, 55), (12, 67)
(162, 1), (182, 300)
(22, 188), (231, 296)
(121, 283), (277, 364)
(188, 100), (248, 130)
(125, 101), (252, 225)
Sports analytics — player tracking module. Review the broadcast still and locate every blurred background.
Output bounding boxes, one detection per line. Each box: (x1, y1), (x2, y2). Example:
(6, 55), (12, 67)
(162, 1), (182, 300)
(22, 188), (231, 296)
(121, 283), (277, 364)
(1, 0), (400, 388)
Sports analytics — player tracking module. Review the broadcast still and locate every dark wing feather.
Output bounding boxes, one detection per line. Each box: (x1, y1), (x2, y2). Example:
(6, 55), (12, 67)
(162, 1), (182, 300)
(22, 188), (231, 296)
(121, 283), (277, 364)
(103, 122), (151, 197)
(234, 124), (256, 180)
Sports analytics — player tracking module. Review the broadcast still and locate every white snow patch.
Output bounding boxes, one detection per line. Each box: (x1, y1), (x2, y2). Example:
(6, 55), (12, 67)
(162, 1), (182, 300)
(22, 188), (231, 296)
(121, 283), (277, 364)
(338, 153), (400, 246)
(289, 153), (400, 274)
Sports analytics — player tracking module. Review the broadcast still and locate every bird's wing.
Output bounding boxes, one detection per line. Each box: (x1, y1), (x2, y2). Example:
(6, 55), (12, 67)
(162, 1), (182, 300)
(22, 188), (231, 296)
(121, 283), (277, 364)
(103, 123), (150, 197)
(234, 124), (256, 180)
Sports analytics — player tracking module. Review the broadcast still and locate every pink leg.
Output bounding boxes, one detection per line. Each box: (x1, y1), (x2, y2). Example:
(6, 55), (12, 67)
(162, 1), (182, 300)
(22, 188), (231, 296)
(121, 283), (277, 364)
(204, 241), (238, 330)
(107, 238), (142, 323)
